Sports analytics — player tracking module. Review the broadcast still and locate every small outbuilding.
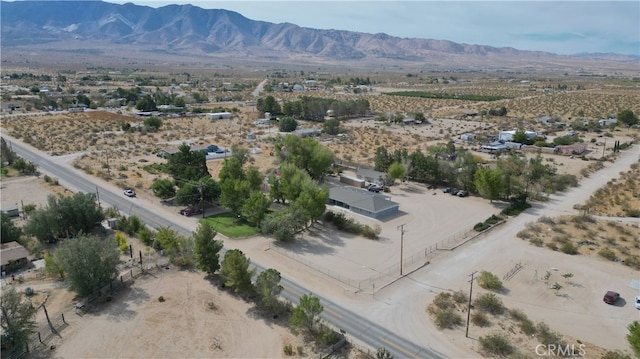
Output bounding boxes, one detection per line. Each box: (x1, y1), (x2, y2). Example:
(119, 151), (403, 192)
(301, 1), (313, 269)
(1, 241), (30, 272)
(207, 112), (232, 120)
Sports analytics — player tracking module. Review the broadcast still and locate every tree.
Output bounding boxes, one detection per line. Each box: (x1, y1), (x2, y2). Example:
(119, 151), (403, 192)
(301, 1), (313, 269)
(193, 222), (223, 276)
(135, 94), (156, 111)
(512, 129), (528, 144)
(261, 208), (307, 242)
(24, 193), (104, 242)
(175, 182), (201, 206)
(275, 135), (334, 179)
(374, 147), (392, 172)
(414, 112), (426, 123)
(259, 95), (281, 115)
(143, 116), (163, 131)
(1, 212), (21, 243)
(290, 293), (323, 336)
(220, 249), (256, 295)
(278, 116), (298, 132)
(241, 191), (270, 226)
(0, 287), (37, 351)
(618, 109), (638, 127)
(628, 321), (640, 358)
(323, 118), (340, 135)
(255, 268), (283, 312)
(44, 252), (64, 279)
(151, 178), (175, 199)
(54, 234), (120, 296)
(167, 143), (208, 182)
(387, 162), (406, 184)
(474, 168), (503, 202)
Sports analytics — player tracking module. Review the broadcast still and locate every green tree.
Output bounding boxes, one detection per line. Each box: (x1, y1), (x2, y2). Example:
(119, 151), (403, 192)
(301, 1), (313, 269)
(1, 212), (21, 243)
(167, 144), (209, 182)
(261, 208), (307, 241)
(143, 116), (163, 131)
(241, 191), (270, 226)
(474, 168), (503, 202)
(278, 116), (298, 132)
(151, 178), (176, 199)
(175, 182), (201, 206)
(218, 149), (261, 215)
(275, 135), (334, 180)
(323, 118), (341, 135)
(374, 147), (392, 172)
(255, 268), (283, 312)
(290, 293), (323, 336)
(290, 179), (328, 226)
(193, 222), (223, 276)
(260, 95), (281, 115)
(267, 172), (285, 204)
(154, 227), (193, 267)
(0, 287), (37, 351)
(24, 193), (104, 242)
(220, 249), (256, 296)
(387, 162), (406, 184)
(628, 321), (640, 358)
(135, 94), (156, 111)
(43, 252), (64, 279)
(414, 112), (426, 123)
(54, 234), (120, 296)
(617, 109), (639, 127)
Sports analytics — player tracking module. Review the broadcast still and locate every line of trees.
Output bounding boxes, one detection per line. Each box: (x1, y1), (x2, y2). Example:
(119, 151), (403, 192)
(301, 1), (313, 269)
(257, 95), (370, 122)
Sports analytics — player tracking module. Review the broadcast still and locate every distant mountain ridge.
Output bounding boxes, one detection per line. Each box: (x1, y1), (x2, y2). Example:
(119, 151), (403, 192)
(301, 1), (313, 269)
(1, 1), (636, 67)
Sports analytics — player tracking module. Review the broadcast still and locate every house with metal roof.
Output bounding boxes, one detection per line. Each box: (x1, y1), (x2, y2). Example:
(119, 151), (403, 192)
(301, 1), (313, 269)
(328, 186), (400, 219)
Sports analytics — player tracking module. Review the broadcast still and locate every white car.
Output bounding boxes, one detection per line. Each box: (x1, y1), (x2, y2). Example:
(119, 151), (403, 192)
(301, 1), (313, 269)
(123, 189), (136, 197)
(635, 296), (640, 310)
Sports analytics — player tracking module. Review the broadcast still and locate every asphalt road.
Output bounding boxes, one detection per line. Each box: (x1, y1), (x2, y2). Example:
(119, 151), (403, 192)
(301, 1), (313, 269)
(6, 137), (445, 359)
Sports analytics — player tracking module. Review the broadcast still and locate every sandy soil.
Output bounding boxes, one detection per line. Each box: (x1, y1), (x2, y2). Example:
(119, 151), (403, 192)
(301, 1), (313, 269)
(47, 270), (289, 358)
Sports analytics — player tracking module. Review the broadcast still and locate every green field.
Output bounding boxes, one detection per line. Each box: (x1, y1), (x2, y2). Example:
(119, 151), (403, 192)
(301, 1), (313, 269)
(200, 212), (260, 238)
(383, 91), (507, 102)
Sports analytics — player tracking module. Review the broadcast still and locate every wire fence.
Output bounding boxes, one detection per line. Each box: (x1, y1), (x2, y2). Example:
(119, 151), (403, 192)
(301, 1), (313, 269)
(270, 219), (506, 294)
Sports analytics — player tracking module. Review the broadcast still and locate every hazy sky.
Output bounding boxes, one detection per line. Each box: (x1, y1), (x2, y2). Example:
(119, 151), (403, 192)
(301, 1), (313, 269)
(106, 1), (639, 55)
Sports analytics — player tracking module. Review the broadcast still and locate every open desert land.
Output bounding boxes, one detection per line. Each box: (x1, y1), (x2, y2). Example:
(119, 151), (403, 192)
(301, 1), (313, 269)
(2, 69), (640, 358)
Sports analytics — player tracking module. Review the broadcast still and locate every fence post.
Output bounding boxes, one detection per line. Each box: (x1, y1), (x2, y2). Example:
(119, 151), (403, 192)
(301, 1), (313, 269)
(38, 331), (43, 344)
(61, 313), (66, 324)
(120, 275), (123, 284)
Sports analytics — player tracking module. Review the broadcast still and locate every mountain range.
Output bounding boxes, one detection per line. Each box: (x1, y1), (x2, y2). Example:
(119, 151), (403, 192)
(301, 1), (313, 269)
(1, 1), (637, 70)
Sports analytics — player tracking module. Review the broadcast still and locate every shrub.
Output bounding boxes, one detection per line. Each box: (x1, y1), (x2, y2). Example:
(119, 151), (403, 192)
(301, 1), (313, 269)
(432, 292), (454, 310)
(530, 238), (544, 247)
(432, 308), (463, 329)
(318, 324), (341, 345)
(474, 293), (505, 315)
(601, 350), (632, 359)
(283, 344), (294, 356)
(479, 334), (514, 357)
(508, 308), (528, 322)
(501, 197), (531, 216)
(516, 230), (531, 240)
(520, 319), (537, 335)
(24, 287), (35, 297)
(598, 247), (616, 261)
(477, 271), (503, 291)
(560, 242), (578, 255)
(536, 322), (565, 347)
(474, 222), (490, 232)
(471, 312), (490, 327)
(452, 290), (467, 304)
(624, 255), (640, 270)
(158, 296), (165, 302)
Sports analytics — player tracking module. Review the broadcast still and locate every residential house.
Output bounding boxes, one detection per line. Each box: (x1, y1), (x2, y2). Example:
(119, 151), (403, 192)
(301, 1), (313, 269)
(206, 112), (232, 120)
(356, 167), (389, 185)
(498, 130), (538, 142)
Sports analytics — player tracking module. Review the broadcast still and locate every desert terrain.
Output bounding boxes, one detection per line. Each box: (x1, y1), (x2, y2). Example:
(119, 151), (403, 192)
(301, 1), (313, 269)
(2, 63), (639, 358)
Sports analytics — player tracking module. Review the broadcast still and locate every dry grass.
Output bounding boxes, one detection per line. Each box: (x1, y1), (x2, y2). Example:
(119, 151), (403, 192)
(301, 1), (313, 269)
(584, 161), (640, 217)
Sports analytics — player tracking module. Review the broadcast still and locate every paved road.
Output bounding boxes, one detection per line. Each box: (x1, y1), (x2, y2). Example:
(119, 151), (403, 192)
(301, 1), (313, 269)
(5, 136), (444, 359)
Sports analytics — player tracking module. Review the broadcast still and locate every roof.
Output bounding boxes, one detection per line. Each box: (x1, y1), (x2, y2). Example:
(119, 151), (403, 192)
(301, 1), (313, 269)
(355, 167), (386, 181)
(1, 241), (29, 266)
(329, 186), (399, 213)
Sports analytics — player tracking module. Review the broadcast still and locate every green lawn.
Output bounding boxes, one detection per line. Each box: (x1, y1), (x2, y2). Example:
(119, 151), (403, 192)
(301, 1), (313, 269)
(200, 213), (260, 238)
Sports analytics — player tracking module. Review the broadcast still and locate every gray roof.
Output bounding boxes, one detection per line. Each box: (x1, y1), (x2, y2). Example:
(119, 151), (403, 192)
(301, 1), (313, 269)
(355, 167), (386, 181)
(329, 186), (399, 213)
(1, 241), (29, 266)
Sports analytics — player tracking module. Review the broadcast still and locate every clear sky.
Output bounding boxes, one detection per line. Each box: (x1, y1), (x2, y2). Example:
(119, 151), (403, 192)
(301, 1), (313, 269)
(106, 1), (639, 55)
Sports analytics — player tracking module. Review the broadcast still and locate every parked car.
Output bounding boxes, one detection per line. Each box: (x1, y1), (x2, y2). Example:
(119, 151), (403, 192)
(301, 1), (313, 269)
(367, 184), (382, 193)
(180, 207), (203, 216)
(635, 296), (640, 310)
(603, 291), (620, 305)
(123, 189), (136, 197)
(449, 188), (459, 196)
(456, 190), (469, 197)
(442, 187), (452, 193)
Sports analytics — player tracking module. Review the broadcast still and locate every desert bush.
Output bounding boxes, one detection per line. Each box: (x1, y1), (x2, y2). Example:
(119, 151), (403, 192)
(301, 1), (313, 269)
(479, 334), (514, 357)
(474, 222), (490, 232)
(501, 198), (531, 216)
(24, 287), (35, 297)
(158, 296), (165, 302)
(516, 229), (531, 240)
(452, 290), (467, 304)
(474, 293), (505, 315)
(601, 350), (632, 359)
(431, 292), (454, 310)
(536, 322), (565, 347)
(546, 242), (558, 251)
(324, 211), (380, 239)
(477, 271), (503, 291)
(318, 324), (341, 345)
(283, 344), (294, 356)
(624, 255), (640, 270)
(538, 216), (555, 225)
(471, 312), (490, 327)
(508, 308), (528, 322)
(598, 247), (616, 261)
(560, 242), (578, 255)
(530, 238), (544, 247)
(432, 308), (463, 329)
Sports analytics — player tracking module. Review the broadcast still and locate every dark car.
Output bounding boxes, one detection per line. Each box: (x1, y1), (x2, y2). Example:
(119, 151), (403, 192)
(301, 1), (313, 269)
(456, 190), (469, 197)
(442, 187), (452, 193)
(367, 184), (382, 193)
(180, 207), (203, 216)
(603, 291), (620, 305)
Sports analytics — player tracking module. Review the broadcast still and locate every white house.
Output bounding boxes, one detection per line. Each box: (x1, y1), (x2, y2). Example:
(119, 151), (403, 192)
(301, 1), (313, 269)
(460, 133), (476, 141)
(598, 118), (617, 127)
(253, 118), (271, 126)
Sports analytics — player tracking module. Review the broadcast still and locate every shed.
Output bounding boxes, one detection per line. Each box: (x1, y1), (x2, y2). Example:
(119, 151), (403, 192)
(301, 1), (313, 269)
(355, 167), (388, 185)
(293, 128), (321, 138)
(339, 174), (365, 188)
(555, 143), (588, 155)
(207, 112), (232, 120)
(328, 186), (400, 219)
(1, 242), (30, 272)
(1, 205), (19, 218)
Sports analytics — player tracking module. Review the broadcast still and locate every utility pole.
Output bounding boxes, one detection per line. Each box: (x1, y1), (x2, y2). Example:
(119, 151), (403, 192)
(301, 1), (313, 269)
(466, 271), (477, 338)
(397, 224), (406, 276)
(602, 138), (606, 158)
(96, 186), (101, 208)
